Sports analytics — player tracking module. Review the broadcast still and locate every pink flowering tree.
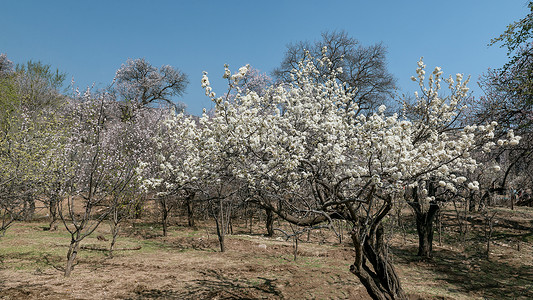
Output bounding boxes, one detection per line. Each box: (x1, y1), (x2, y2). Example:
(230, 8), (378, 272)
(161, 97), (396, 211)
(59, 89), (148, 276)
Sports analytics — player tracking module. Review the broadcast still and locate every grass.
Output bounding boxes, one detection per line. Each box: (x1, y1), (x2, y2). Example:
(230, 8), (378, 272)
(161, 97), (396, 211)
(0, 207), (532, 299)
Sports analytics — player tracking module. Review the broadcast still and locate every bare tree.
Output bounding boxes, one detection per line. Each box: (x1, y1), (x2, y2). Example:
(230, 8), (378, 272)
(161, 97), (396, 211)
(470, 2), (533, 205)
(114, 58), (188, 111)
(0, 53), (14, 77)
(273, 30), (396, 112)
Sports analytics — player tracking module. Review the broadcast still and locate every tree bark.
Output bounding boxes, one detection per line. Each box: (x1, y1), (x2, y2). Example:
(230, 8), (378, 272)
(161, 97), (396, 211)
(48, 197), (59, 231)
(214, 198), (225, 252)
(407, 184), (439, 258)
(468, 193), (477, 212)
(109, 225), (119, 258)
(350, 223), (408, 300)
(215, 218), (225, 252)
(160, 197), (169, 237)
(109, 208), (120, 258)
(134, 197), (144, 219)
(64, 240), (80, 277)
(265, 207), (274, 237)
(186, 194), (195, 227)
(23, 196), (35, 221)
(413, 202), (439, 258)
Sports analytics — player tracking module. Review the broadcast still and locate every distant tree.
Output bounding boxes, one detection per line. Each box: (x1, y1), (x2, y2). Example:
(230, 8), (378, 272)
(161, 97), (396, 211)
(14, 60), (67, 111)
(489, 1), (533, 74)
(114, 58), (188, 111)
(0, 54), (14, 77)
(474, 1), (532, 196)
(273, 30), (396, 112)
(0, 89), (67, 234)
(227, 66), (272, 98)
(0, 56), (68, 229)
(480, 0), (533, 130)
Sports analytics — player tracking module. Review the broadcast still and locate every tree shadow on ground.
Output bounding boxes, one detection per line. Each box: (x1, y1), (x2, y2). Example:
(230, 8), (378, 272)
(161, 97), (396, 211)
(392, 245), (533, 299)
(129, 269), (283, 299)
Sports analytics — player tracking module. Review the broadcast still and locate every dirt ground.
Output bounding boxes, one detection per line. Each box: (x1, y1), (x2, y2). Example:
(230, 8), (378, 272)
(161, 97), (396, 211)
(1, 206), (532, 299)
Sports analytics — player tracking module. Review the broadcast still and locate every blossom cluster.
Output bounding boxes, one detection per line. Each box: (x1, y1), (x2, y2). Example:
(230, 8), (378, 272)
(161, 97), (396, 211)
(145, 51), (517, 215)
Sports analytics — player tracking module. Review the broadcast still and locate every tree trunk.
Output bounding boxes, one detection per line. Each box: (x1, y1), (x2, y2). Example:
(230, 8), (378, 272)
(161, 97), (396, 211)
(407, 184), (439, 258)
(249, 209), (254, 234)
(109, 225), (119, 258)
(265, 207), (274, 237)
(161, 198), (168, 237)
(468, 193), (477, 212)
(48, 197), (59, 231)
(215, 218), (225, 252)
(134, 198), (144, 219)
(65, 240), (80, 277)
(214, 198), (225, 252)
(186, 194), (195, 227)
(109, 208), (120, 258)
(414, 203), (439, 258)
(162, 211), (168, 237)
(350, 224), (408, 300)
(24, 196), (35, 221)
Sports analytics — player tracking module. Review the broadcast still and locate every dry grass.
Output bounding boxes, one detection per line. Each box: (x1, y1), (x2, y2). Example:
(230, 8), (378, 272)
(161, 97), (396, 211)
(0, 206), (532, 299)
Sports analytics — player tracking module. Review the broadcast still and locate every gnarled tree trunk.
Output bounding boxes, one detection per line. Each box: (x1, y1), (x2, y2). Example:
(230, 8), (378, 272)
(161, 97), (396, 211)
(413, 205), (439, 258)
(350, 223), (407, 300)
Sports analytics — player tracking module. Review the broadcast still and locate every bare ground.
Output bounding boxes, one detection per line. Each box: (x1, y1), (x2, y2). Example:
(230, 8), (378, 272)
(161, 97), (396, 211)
(1, 206), (532, 299)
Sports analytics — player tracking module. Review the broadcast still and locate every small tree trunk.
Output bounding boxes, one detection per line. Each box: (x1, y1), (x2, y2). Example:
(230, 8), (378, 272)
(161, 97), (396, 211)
(226, 204), (233, 235)
(436, 211), (442, 246)
(249, 209), (253, 234)
(214, 198), (225, 252)
(160, 198), (168, 237)
(409, 203), (439, 258)
(416, 217), (434, 258)
(134, 198), (144, 219)
(469, 193), (477, 212)
(186, 194), (195, 227)
(48, 198), (59, 231)
(109, 225), (119, 257)
(109, 208), (120, 257)
(293, 235), (298, 261)
(24, 197), (36, 221)
(484, 212), (496, 260)
(337, 220), (343, 244)
(65, 240), (80, 277)
(162, 212), (168, 237)
(265, 207), (274, 237)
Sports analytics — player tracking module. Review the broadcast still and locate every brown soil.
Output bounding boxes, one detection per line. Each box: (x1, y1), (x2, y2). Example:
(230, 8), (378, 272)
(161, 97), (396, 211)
(1, 206), (532, 299)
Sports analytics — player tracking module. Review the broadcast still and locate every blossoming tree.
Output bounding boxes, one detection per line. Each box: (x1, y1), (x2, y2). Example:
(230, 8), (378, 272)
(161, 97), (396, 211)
(59, 90), (149, 276)
(196, 50), (509, 299)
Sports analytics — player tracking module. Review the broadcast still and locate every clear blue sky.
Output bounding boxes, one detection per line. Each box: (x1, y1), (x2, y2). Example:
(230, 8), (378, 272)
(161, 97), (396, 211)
(1, 0), (529, 115)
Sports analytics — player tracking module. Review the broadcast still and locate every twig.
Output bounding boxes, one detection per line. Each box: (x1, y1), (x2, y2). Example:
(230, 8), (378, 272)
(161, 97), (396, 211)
(80, 245), (141, 251)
